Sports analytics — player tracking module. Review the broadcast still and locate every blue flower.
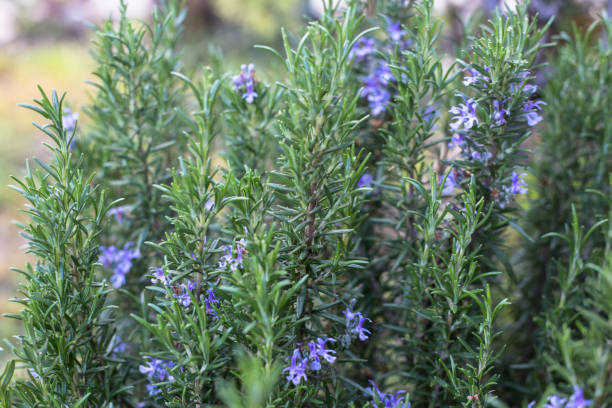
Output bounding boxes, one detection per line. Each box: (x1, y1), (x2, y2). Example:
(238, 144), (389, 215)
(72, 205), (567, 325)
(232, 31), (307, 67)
(233, 64), (258, 104)
(567, 386), (593, 408)
(343, 301), (359, 324)
(365, 380), (408, 408)
(358, 173), (373, 189)
(98, 243), (140, 288)
(308, 337), (336, 371)
(139, 357), (175, 396)
(449, 97), (479, 131)
(386, 19), (406, 43)
(511, 71), (537, 95)
(108, 205), (129, 224)
(462, 66), (490, 87)
(353, 313), (372, 341)
(204, 287), (219, 317)
(493, 99), (509, 125)
(349, 37), (376, 61)
(284, 349), (308, 385)
(448, 133), (465, 149)
(522, 100), (546, 126)
(204, 199), (214, 212)
(545, 396), (568, 408)
(174, 280), (195, 307)
(508, 171), (528, 195)
(361, 62), (394, 116)
(442, 170), (457, 195)
(219, 239), (247, 271)
(62, 107), (79, 133)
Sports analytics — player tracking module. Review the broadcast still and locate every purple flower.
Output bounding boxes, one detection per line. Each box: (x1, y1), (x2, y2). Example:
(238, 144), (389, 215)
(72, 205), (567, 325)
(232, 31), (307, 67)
(448, 133), (465, 149)
(108, 205), (129, 224)
(449, 97), (479, 131)
(511, 71), (537, 95)
(545, 396), (568, 408)
(386, 19), (406, 43)
(218, 239), (247, 271)
(204, 199), (214, 212)
(98, 243), (141, 288)
(204, 287), (219, 317)
(365, 380), (408, 408)
(522, 100), (546, 126)
(174, 280), (195, 307)
(112, 336), (128, 356)
(344, 301), (359, 324)
(508, 171), (528, 195)
(139, 357), (175, 396)
(151, 267), (170, 285)
(284, 349), (308, 385)
(233, 64), (258, 104)
(349, 37), (376, 61)
(567, 386), (593, 408)
(471, 150), (492, 162)
(361, 63), (394, 116)
(462, 66), (490, 87)
(442, 170), (457, 195)
(308, 337), (336, 371)
(353, 313), (372, 341)
(358, 173), (373, 189)
(62, 108), (79, 133)
(493, 99), (509, 125)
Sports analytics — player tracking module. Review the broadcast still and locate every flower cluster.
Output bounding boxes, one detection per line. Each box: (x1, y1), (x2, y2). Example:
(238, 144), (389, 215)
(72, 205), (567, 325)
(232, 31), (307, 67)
(344, 301), (371, 341)
(365, 380), (408, 408)
(218, 239), (247, 271)
(174, 280), (195, 307)
(449, 96), (479, 131)
(284, 338), (337, 386)
(98, 243), (141, 288)
(203, 287), (219, 317)
(349, 20), (405, 116)
(232, 63), (258, 104)
(528, 386), (592, 408)
(139, 357), (175, 397)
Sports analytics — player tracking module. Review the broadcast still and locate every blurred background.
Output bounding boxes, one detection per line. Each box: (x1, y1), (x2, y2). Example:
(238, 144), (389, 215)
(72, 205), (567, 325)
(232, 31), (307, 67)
(0, 0), (610, 365)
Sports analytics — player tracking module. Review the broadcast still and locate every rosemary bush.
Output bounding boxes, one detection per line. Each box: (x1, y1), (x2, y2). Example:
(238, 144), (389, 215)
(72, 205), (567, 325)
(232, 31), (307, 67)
(2, 1), (611, 407)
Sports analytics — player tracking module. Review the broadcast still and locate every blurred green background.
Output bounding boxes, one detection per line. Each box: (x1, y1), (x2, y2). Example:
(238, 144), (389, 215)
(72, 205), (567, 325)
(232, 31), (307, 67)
(0, 0), (608, 366)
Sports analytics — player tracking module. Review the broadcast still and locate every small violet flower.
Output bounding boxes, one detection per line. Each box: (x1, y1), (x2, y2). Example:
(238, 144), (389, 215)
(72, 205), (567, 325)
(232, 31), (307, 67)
(449, 97), (479, 131)
(358, 173), (373, 189)
(507, 171), (528, 196)
(349, 37), (376, 61)
(151, 267), (170, 286)
(175, 280), (196, 308)
(448, 133), (465, 149)
(204, 287), (219, 317)
(108, 205), (129, 224)
(442, 170), (457, 195)
(493, 99), (509, 126)
(204, 199), (214, 212)
(386, 19), (405, 43)
(139, 357), (175, 396)
(522, 100), (546, 126)
(361, 62), (394, 116)
(284, 349), (308, 386)
(98, 243), (141, 288)
(365, 380), (408, 408)
(345, 302), (371, 341)
(233, 64), (258, 104)
(218, 239), (247, 271)
(462, 66), (490, 87)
